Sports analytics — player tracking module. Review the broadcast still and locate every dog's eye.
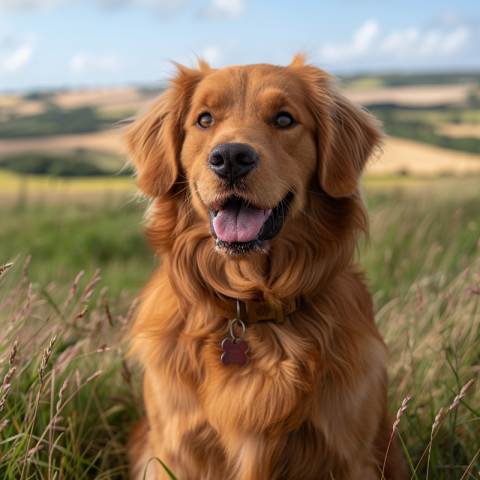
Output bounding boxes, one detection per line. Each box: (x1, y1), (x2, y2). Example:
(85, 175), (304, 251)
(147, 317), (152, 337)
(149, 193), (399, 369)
(197, 113), (214, 129)
(275, 112), (294, 129)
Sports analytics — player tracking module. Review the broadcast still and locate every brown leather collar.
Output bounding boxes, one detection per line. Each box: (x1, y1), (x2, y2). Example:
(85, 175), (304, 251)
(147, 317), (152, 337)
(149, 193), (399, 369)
(213, 296), (301, 324)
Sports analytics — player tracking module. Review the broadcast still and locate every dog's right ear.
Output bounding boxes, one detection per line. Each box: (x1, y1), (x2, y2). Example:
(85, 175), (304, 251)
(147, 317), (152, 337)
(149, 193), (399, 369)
(124, 62), (209, 197)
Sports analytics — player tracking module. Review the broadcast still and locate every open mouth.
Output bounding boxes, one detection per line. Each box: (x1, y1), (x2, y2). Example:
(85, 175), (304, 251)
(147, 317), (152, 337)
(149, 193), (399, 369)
(209, 192), (294, 255)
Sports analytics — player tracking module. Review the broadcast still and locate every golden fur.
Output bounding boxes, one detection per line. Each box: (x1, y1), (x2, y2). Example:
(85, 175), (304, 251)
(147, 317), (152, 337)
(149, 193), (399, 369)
(126, 54), (407, 480)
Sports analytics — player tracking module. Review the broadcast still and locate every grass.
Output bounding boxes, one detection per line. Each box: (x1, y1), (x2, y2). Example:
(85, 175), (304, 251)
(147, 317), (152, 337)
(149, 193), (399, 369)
(1, 176), (480, 478)
(0, 260), (141, 479)
(0, 170), (136, 193)
(361, 177), (480, 306)
(0, 186), (153, 298)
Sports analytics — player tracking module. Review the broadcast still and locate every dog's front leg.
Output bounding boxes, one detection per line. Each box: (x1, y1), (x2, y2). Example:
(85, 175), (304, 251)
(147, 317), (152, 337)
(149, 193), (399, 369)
(221, 432), (286, 480)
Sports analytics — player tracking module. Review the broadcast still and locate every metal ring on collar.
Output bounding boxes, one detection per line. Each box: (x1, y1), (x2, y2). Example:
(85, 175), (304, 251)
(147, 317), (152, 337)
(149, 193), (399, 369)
(230, 318), (246, 343)
(231, 300), (245, 343)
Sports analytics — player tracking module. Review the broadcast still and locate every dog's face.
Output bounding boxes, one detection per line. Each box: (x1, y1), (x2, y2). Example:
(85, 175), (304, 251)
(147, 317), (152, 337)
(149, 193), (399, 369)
(125, 55), (381, 259)
(182, 64), (318, 255)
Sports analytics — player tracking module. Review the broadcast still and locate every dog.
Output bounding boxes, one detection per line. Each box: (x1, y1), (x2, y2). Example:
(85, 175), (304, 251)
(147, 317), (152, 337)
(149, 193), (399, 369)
(125, 54), (407, 480)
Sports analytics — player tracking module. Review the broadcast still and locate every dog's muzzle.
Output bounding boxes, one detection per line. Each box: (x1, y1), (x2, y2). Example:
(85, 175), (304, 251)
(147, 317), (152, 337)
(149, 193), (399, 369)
(209, 191), (294, 255)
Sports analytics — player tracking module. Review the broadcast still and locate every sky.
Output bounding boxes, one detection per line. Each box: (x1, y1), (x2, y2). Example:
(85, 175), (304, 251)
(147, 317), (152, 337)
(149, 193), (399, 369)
(0, 0), (479, 92)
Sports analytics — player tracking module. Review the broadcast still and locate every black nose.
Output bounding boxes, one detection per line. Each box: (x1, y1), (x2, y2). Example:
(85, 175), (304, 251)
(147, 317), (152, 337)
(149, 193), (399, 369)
(208, 143), (258, 182)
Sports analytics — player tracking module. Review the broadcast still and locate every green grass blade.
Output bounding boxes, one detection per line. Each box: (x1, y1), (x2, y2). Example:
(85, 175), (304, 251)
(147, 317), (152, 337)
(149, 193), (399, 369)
(398, 432), (418, 480)
(143, 457), (178, 480)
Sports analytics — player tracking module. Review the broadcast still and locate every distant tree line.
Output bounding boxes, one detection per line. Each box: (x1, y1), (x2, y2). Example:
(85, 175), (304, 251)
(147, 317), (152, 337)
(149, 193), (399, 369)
(370, 106), (480, 155)
(0, 154), (132, 177)
(0, 107), (101, 138)
(344, 72), (480, 87)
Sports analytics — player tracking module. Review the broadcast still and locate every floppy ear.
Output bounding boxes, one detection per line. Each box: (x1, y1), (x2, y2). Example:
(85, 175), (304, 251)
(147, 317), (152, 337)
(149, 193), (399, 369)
(321, 90), (383, 198)
(124, 62), (209, 197)
(289, 56), (382, 198)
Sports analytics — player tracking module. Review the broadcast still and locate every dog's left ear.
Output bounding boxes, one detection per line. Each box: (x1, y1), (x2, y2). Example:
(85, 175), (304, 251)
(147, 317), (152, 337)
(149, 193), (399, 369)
(124, 61), (209, 198)
(290, 56), (382, 198)
(320, 90), (383, 198)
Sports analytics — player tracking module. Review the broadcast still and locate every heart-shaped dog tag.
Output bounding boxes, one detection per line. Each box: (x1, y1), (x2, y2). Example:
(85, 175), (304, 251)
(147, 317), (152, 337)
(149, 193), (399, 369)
(221, 338), (249, 367)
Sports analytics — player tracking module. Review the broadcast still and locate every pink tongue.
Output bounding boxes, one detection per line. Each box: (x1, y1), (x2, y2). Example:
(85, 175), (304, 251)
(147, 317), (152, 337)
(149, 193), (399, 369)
(213, 200), (272, 243)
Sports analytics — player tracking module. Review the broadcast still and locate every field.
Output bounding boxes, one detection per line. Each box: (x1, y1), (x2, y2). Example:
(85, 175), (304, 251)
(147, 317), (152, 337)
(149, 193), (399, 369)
(0, 73), (479, 180)
(1, 176), (480, 479)
(1, 73), (480, 478)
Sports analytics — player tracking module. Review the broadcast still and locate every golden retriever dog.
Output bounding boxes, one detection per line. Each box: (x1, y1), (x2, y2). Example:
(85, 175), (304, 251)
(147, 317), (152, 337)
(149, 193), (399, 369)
(126, 54), (407, 480)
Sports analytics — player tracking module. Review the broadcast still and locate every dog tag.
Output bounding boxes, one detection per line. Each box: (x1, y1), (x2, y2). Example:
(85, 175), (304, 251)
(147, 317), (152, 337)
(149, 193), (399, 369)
(221, 338), (249, 367)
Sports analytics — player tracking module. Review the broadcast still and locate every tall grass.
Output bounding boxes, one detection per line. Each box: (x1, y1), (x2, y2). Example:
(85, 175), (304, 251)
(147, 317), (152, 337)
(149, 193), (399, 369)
(1, 177), (480, 478)
(0, 191), (154, 297)
(362, 179), (480, 478)
(0, 260), (141, 479)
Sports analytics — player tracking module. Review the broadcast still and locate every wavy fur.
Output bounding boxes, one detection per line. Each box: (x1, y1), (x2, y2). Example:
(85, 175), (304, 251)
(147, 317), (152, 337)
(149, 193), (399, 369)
(126, 55), (407, 480)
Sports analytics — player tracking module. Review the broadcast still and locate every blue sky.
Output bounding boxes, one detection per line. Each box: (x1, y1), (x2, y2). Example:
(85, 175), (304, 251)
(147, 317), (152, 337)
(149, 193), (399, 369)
(1, 0), (479, 92)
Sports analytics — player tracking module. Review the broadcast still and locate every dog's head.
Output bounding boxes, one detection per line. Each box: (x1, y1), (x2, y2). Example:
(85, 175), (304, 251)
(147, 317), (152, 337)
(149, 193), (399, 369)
(126, 54), (381, 262)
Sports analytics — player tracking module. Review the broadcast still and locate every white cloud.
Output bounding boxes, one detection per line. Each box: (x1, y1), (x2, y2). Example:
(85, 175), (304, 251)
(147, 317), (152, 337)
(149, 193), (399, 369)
(0, 25), (22, 48)
(321, 20), (380, 63)
(91, 0), (191, 16)
(0, 0), (66, 14)
(0, 24), (37, 48)
(70, 53), (87, 73)
(432, 10), (479, 29)
(134, 0), (190, 16)
(4, 44), (34, 72)
(201, 0), (246, 19)
(202, 45), (223, 66)
(380, 28), (420, 57)
(0, 0), (248, 18)
(1, 0), (192, 16)
(442, 27), (470, 55)
(70, 52), (121, 74)
(354, 19), (380, 53)
(319, 19), (472, 66)
(1, 24), (37, 73)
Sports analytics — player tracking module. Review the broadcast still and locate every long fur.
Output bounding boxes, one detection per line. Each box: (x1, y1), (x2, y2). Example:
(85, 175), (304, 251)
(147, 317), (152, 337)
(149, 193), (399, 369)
(125, 54), (407, 480)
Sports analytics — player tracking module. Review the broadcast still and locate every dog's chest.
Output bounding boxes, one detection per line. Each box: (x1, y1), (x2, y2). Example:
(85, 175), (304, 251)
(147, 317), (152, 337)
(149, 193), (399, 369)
(187, 317), (322, 435)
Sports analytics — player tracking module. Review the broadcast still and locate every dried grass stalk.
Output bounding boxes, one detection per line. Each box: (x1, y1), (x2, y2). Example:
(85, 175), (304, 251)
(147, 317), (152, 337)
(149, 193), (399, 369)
(411, 379), (476, 480)
(86, 370), (102, 383)
(426, 407), (444, 480)
(56, 380), (68, 414)
(76, 305), (88, 319)
(61, 269), (85, 315)
(9, 341), (17, 366)
(21, 334), (58, 480)
(78, 269), (102, 304)
(14, 282), (36, 323)
(459, 447), (480, 480)
(38, 334), (57, 386)
(0, 384), (11, 413)
(103, 298), (113, 327)
(2, 367), (16, 389)
(73, 305), (88, 326)
(15, 255), (31, 296)
(449, 379), (475, 411)
(416, 286), (423, 314)
(0, 419), (9, 433)
(383, 395), (412, 478)
(0, 263), (13, 278)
